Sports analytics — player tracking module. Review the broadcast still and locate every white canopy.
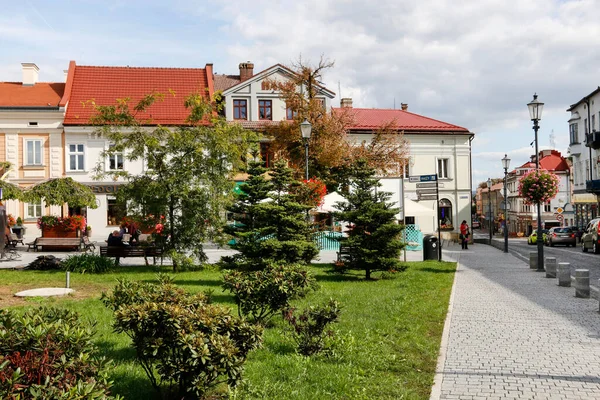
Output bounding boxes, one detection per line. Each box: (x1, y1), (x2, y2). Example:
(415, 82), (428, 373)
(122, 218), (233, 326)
(317, 191), (346, 213)
(403, 198), (435, 216)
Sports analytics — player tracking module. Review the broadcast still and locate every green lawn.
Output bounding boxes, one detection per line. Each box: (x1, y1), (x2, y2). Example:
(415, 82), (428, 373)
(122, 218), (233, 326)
(0, 261), (455, 400)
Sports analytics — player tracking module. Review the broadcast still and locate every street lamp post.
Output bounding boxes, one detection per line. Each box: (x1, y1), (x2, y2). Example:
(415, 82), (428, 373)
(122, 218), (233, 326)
(300, 119), (312, 181)
(502, 154), (511, 253)
(487, 178), (492, 244)
(527, 94), (545, 271)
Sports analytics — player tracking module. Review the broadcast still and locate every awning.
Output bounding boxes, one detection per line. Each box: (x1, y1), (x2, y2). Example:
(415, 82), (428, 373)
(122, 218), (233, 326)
(572, 193), (597, 204)
(318, 191), (346, 213)
(404, 198), (435, 216)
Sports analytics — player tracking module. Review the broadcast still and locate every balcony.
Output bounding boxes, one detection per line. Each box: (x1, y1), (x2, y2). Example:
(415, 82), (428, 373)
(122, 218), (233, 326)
(585, 132), (600, 149)
(585, 179), (600, 193)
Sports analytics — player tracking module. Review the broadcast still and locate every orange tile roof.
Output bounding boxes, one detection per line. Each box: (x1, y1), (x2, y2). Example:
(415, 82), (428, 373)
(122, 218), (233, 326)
(516, 151), (570, 172)
(214, 74), (240, 92)
(335, 107), (470, 133)
(64, 63), (214, 126)
(0, 82), (65, 107)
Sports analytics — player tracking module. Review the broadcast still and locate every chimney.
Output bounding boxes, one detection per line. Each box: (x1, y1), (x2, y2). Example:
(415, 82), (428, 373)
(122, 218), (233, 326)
(340, 98), (353, 108)
(239, 61), (254, 82)
(21, 63), (39, 86)
(63, 70), (68, 82)
(401, 103), (408, 111)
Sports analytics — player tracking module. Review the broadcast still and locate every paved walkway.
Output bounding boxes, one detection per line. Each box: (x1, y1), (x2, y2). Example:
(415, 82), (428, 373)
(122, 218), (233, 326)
(431, 243), (600, 400)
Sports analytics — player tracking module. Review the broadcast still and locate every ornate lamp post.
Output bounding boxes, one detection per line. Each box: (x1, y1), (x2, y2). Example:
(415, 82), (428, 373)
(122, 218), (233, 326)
(487, 178), (493, 244)
(501, 154), (511, 253)
(300, 119), (312, 180)
(527, 94), (545, 271)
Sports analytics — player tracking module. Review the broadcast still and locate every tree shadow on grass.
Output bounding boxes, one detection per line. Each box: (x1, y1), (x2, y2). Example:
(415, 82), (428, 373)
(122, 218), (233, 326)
(110, 370), (157, 400)
(418, 267), (456, 274)
(314, 273), (364, 283)
(96, 340), (137, 362)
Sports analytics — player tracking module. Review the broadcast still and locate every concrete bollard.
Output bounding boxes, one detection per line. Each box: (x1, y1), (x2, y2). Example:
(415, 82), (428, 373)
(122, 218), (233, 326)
(574, 269), (590, 298)
(66, 271), (70, 289)
(557, 263), (571, 287)
(545, 257), (557, 278)
(529, 252), (537, 270)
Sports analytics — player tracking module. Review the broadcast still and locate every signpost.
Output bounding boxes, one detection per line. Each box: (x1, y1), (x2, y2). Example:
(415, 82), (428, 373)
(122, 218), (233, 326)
(410, 174), (441, 261)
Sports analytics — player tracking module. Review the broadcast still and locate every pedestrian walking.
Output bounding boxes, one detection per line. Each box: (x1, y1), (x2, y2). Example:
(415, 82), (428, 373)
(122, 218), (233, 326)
(460, 220), (470, 249)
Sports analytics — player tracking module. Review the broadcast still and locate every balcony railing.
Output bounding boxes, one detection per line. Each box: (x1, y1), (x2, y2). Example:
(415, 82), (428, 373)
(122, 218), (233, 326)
(585, 132), (600, 149)
(585, 179), (600, 193)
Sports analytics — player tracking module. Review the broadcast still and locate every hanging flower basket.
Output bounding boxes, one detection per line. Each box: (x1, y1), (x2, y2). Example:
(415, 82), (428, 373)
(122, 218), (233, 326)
(518, 169), (560, 205)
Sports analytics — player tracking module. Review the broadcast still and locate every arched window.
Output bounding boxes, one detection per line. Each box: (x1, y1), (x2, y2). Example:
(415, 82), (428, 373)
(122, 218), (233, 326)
(439, 198), (453, 229)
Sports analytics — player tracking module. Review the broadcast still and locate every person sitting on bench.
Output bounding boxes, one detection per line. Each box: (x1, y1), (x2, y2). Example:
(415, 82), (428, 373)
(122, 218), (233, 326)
(107, 230), (125, 246)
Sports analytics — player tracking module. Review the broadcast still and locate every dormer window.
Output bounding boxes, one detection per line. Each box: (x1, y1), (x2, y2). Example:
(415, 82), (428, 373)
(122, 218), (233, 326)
(233, 99), (247, 120)
(259, 100), (272, 120)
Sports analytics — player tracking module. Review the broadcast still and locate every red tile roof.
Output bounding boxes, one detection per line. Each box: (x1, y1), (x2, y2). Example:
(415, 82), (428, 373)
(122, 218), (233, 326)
(516, 150), (570, 172)
(214, 74), (240, 92)
(63, 63), (214, 126)
(335, 107), (470, 133)
(0, 82), (65, 107)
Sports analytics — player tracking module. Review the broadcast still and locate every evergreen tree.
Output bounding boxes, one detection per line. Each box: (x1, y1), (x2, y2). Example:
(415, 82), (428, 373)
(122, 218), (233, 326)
(334, 159), (406, 279)
(225, 159), (319, 269)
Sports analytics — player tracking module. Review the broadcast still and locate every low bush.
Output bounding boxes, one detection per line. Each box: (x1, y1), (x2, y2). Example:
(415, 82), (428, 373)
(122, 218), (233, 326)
(284, 299), (341, 356)
(61, 253), (116, 273)
(166, 250), (203, 271)
(222, 264), (318, 325)
(0, 307), (119, 399)
(23, 255), (62, 270)
(101, 274), (263, 400)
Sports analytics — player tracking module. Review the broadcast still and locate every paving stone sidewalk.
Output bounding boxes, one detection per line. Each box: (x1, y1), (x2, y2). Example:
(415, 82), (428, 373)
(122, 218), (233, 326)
(431, 244), (600, 400)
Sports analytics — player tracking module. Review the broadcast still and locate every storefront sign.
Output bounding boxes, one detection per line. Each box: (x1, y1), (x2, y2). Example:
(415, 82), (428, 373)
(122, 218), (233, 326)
(87, 184), (122, 194)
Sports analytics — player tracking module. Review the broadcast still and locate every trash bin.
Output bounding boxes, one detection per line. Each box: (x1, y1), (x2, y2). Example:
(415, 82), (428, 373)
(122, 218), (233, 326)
(423, 235), (439, 261)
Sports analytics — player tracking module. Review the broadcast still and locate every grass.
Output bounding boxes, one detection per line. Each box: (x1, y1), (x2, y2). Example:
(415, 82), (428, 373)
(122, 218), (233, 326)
(0, 261), (455, 400)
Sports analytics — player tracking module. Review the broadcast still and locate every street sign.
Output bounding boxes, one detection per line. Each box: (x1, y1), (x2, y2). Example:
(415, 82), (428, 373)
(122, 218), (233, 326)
(416, 182), (443, 188)
(418, 194), (438, 201)
(416, 189), (437, 195)
(556, 207), (564, 214)
(557, 214), (564, 222)
(409, 174), (437, 183)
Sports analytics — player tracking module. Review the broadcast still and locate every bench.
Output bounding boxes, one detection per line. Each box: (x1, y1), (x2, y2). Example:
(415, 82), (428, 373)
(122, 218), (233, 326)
(100, 245), (162, 265)
(336, 246), (353, 263)
(5, 234), (24, 248)
(27, 237), (82, 252)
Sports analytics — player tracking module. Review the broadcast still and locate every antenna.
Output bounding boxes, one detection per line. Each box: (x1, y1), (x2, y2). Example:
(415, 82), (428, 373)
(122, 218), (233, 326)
(338, 81), (341, 106)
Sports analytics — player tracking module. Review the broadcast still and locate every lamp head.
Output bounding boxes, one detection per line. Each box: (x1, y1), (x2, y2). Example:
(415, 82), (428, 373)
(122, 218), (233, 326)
(501, 154), (511, 170)
(527, 93), (544, 121)
(487, 178), (492, 188)
(300, 119), (312, 139)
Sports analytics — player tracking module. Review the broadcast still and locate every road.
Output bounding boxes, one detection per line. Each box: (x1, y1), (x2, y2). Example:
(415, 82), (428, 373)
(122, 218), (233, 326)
(476, 231), (600, 283)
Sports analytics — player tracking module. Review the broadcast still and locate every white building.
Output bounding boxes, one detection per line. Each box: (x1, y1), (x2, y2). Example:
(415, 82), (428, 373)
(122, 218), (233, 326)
(567, 88), (600, 228)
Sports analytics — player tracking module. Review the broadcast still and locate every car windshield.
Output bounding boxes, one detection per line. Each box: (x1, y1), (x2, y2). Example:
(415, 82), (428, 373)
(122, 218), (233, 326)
(554, 228), (570, 233)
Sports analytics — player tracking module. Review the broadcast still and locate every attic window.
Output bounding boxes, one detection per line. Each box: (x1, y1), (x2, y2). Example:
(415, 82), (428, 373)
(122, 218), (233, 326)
(28, 122), (38, 127)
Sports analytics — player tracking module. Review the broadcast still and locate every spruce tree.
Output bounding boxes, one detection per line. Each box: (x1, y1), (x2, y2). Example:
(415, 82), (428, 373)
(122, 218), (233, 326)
(334, 159), (406, 279)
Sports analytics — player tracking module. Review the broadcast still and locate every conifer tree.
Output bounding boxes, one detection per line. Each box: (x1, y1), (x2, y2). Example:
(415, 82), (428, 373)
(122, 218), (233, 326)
(334, 159), (406, 279)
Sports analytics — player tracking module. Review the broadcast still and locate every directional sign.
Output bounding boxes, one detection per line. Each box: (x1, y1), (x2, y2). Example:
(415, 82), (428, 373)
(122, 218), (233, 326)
(416, 182), (443, 188)
(409, 174), (437, 183)
(416, 189), (437, 195)
(418, 194), (438, 201)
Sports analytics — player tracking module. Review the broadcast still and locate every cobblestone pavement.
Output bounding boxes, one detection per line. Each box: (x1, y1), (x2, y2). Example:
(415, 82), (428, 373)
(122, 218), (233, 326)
(431, 243), (600, 400)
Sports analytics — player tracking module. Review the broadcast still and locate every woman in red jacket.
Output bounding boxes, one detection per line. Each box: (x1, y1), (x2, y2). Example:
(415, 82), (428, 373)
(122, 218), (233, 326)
(460, 220), (470, 250)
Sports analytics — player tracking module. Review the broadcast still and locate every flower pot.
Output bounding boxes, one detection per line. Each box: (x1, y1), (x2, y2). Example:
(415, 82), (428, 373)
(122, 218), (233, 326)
(42, 226), (78, 238)
(11, 226), (25, 239)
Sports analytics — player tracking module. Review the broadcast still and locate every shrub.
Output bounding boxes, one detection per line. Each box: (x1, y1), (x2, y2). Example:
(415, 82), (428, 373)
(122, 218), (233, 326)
(23, 255), (62, 270)
(0, 307), (119, 399)
(222, 264), (318, 325)
(284, 299), (341, 356)
(101, 274), (263, 399)
(61, 253), (116, 273)
(166, 250), (202, 271)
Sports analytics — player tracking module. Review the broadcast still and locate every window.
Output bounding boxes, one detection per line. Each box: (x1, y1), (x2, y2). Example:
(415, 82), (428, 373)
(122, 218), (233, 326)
(25, 140), (42, 165)
(437, 158), (449, 179)
(258, 100), (272, 120)
(438, 198), (453, 229)
(585, 118), (588, 134)
(401, 158), (410, 178)
(107, 197), (126, 226)
(25, 201), (43, 219)
(569, 123), (579, 144)
(544, 202), (551, 212)
(233, 99), (247, 120)
(593, 115), (596, 132)
(286, 102), (298, 120)
(108, 144), (124, 170)
(260, 142), (274, 168)
(68, 144), (85, 171)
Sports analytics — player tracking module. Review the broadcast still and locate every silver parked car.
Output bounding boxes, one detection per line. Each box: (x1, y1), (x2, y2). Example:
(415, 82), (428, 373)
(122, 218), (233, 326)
(581, 218), (600, 253)
(545, 227), (576, 247)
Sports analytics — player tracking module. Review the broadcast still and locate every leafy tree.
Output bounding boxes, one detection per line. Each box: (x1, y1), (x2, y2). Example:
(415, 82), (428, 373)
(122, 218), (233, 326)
(25, 177), (98, 216)
(91, 92), (258, 270)
(334, 159), (406, 279)
(224, 159), (319, 269)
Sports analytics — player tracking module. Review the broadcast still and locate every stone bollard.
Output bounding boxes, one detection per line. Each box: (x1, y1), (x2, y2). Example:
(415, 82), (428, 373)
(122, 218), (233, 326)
(545, 257), (557, 278)
(557, 262), (571, 287)
(574, 269), (590, 298)
(529, 252), (537, 270)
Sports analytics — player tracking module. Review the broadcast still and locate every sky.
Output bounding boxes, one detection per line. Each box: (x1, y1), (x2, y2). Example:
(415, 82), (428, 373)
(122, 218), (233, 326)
(1, 0), (599, 187)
